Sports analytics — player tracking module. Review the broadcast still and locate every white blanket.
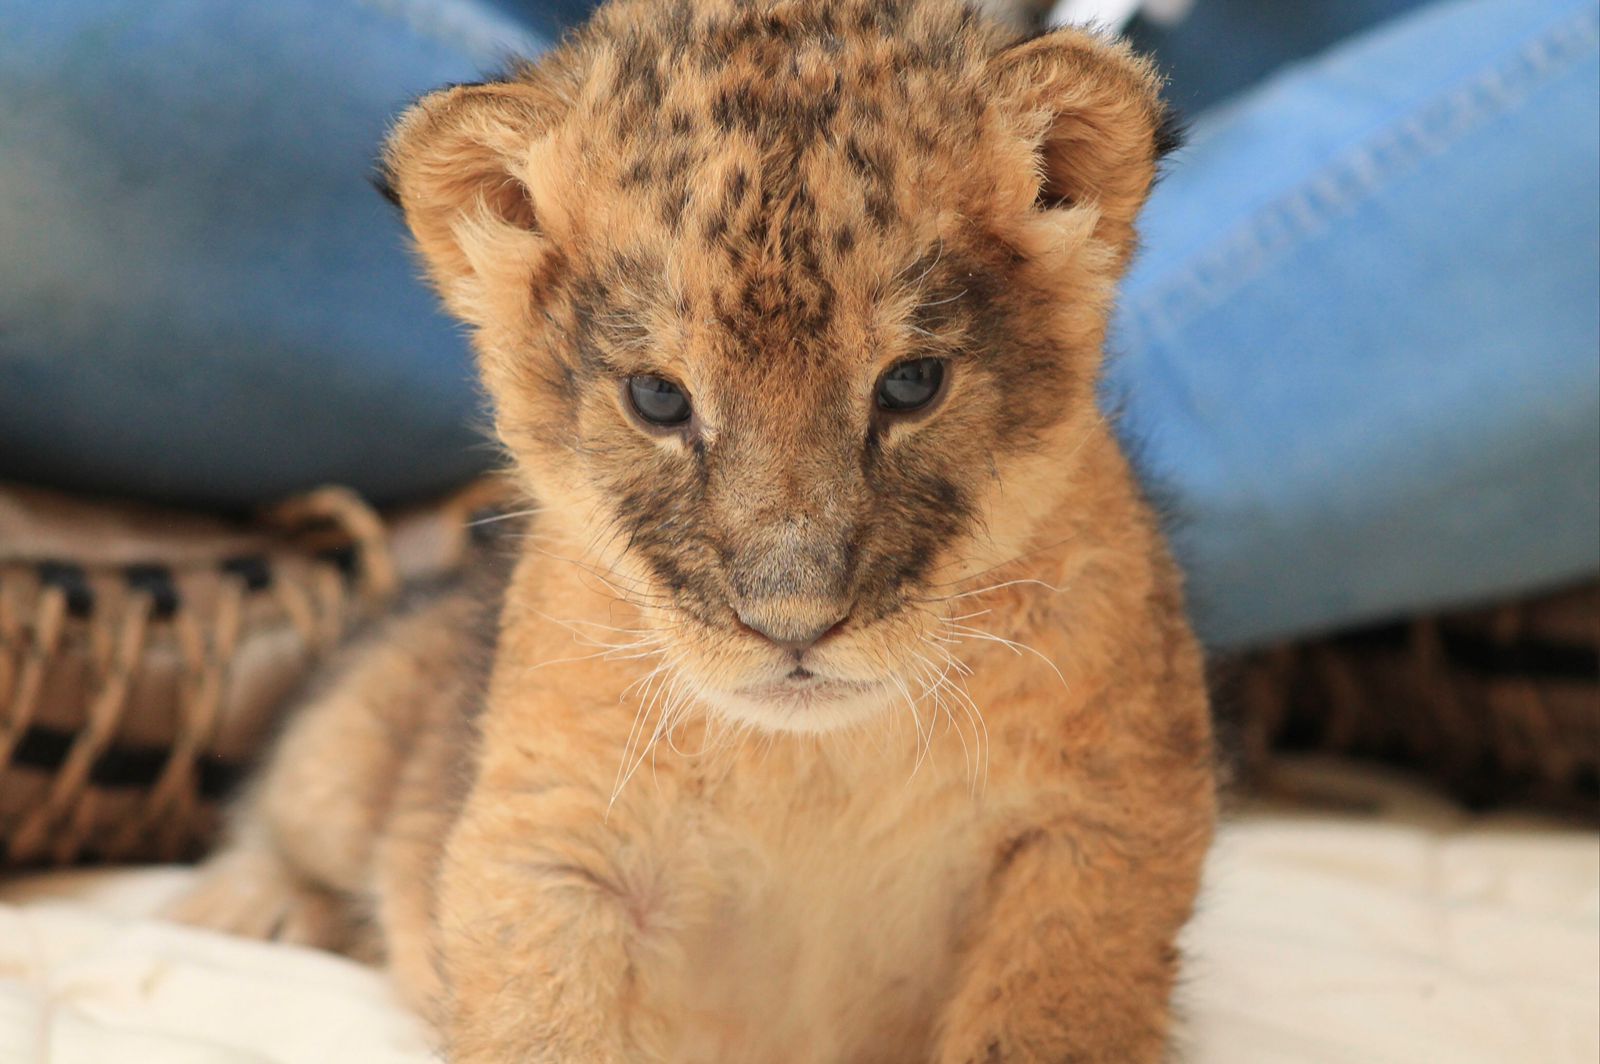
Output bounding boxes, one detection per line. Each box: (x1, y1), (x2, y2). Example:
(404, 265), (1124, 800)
(3, 760), (1596, 1063)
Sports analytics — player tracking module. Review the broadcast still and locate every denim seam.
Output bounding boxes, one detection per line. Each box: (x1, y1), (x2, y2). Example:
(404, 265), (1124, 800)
(1119, 8), (1600, 352)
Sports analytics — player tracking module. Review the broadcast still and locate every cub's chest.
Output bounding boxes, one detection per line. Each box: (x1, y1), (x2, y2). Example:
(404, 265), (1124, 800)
(668, 783), (1000, 1062)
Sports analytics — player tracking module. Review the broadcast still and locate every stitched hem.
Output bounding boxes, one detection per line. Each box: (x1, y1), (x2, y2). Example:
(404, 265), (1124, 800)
(1119, 7), (1600, 350)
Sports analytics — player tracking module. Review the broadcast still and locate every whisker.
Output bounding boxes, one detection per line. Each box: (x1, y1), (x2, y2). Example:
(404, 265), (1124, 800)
(610, 653), (685, 812)
(908, 651), (972, 782)
(916, 287), (967, 309)
(466, 506), (541, 529)
(942, 608), (993, 623)
(921, 577), (1071, 604)
(520, 641), (661, 675)
(915, 643), (989, 794)
(943, 621), (1068, 691)
(915, 643), (985, 793)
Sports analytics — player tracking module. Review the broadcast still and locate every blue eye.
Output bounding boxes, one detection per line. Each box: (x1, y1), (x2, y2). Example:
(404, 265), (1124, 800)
(876, 358), (945, 413)
(627, 375), (692, 426)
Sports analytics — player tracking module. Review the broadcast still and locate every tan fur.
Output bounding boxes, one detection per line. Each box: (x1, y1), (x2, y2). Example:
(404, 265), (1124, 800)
(173, 2), (1215, 1060)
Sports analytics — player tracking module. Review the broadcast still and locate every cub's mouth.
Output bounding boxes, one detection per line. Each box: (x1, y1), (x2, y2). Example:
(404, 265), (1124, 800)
(739, 671), (882, 703)
(707, 667), (897, 733)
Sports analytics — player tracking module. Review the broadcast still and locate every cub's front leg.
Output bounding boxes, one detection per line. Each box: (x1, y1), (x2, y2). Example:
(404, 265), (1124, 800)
(935, 785), (1214, 1063)
(431, 774), (690, 1064)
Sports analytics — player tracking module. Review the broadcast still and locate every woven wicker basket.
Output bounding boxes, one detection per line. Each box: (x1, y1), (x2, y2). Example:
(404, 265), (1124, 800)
(1230, 582), (1600, 818)
(0, 479), (507, 867)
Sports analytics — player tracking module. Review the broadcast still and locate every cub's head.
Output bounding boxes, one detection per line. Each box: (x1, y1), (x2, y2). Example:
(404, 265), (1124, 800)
(384, 0), (1174, 732)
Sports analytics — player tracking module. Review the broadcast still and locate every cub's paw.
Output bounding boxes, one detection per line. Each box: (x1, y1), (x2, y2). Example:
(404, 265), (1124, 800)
(164, 848), (351, 951)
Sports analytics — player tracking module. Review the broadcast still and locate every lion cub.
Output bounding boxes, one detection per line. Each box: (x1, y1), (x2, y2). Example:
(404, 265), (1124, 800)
(175, 0), (1216, 1059)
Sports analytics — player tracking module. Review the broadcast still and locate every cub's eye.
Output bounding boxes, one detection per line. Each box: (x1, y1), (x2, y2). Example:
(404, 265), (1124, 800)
(627, 374), (692, 427)
(876, 357), (946, 413)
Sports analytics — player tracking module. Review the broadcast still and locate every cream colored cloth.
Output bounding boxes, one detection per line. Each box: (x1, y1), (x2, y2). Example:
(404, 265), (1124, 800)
(1178, 762), (1600, 1064)
(2, 761), (1595, 1063)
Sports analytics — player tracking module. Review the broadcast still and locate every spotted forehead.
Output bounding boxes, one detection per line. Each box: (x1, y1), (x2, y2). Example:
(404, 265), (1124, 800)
(558, 7), (1000, 242)
(568, 137), (994, 361)
(536, 0), (1017, 379)
(576, 0), (1002, 147)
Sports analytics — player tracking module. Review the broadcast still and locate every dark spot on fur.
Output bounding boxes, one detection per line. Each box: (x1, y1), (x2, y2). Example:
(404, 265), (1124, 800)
(550, 360), (580, 405)
(994, 828), (1046, 877)
(726, 166), (750, 207)
(844, 135), (893, 188)
(703, 210), (730, 247)
(660, 185), (690, 229)
(712, 86), (765, 134)
(864, 190), (896, 229)
(622, 157), (654, 188)
(660, 149), (694, 185)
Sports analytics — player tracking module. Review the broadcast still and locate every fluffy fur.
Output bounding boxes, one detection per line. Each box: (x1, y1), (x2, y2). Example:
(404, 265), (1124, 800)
(174, 1), (1217, 1060)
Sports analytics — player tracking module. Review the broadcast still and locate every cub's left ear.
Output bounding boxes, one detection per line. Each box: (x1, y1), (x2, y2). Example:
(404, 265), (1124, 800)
(987, 28), (1178, 264)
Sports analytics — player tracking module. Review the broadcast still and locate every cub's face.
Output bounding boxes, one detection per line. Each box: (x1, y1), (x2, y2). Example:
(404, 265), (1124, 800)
(385, 0), (1173, 731)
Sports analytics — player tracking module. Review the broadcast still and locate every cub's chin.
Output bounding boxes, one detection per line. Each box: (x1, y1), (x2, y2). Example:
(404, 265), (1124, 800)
(700, 673), (898, 734)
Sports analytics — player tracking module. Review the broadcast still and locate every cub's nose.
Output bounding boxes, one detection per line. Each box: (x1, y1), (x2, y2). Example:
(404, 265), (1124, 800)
(734, 604), (849, 654)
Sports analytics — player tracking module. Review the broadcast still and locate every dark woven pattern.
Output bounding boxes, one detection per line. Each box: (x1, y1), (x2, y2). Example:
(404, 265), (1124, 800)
(0, 481), (504, 867)
(1231, 582), (1600, 818)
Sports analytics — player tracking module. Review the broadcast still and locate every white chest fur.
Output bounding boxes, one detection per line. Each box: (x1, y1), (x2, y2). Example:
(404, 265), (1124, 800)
(668, 764), (998, 1063)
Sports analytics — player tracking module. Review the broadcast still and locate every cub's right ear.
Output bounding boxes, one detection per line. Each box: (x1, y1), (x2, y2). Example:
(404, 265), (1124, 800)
(381, 80), (562, 324)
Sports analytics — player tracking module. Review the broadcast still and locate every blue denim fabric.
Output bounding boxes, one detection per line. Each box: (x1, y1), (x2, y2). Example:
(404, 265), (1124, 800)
(1, 0), (1595, 649)
(1109, 0), (1600, 645)
(0, 1), (541, 507)
(1126, 0), (1436, 115)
